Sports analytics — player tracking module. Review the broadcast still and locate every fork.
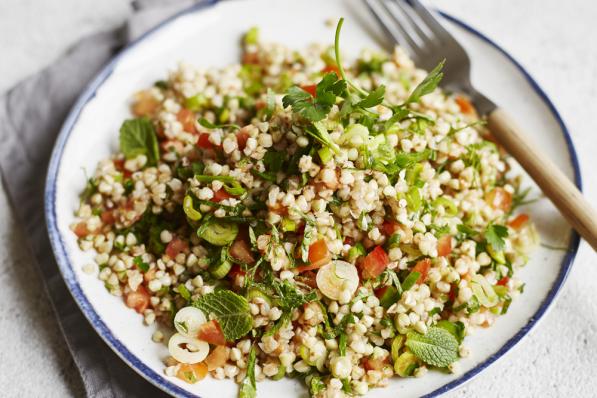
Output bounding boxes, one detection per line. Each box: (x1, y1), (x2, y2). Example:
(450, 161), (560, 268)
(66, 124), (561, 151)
(365, 0), (597, 251)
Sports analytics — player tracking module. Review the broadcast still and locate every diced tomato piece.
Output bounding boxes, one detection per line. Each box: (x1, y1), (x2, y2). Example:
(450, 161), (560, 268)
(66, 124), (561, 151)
(508, 214), (529, 230)
(455, 95), (475, 115)
(236, 128), (251, 150)
(497, 276), (510, 286)
(363, 355), (389, 371)
(321, 65), (340, 77)
(301, 84), (317, 97)
(204, 345), (230, 371)
(360, 246), (390, 280)
(125, 285), (150, 313)
(176, 362), (208, 384)
(113, 158), (125, 171)
(381, 220), (400, 236)
(306, 239), (331, 269)
(229, 237), (255, 265)
(343, 237), (355, 246)
(374, 285), (392, 300)
(196, 133), (214, 149)
(412, 258), (432, 284)
(73, 222), (89, 238)
(228, 265), (246, 279)
(212, 189), (233, 202)
(437, 235), (452, 257)
(100, 210), (116, 225)
(448, 283), (457, 303)
(177, 108), (197, 134)
(165, 237), (188, 259)
(485, 187), (513, 212)
(197, 320), (226, 346)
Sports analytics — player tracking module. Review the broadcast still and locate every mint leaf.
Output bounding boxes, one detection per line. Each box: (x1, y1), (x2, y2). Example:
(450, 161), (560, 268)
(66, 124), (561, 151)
(239, 345), (256, 398)
(436, 320), (466, 344)
(404, 60), (445, 105)
(485, 224), (508, 251)
(119, 118), (159, 166)
(356, 85), (385, 108)
(405, 326), (459, 367)
(193, 290), (252, 341)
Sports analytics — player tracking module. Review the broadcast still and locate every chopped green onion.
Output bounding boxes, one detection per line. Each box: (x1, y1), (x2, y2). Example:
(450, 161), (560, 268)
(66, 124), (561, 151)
(183, 195), (202, 221)
(184, 94), (207, 112)
(401, 271), (421, 292)
(318, 146), (334, 164)
(281, 218), (297, 232)
(432, 197), (458, 217)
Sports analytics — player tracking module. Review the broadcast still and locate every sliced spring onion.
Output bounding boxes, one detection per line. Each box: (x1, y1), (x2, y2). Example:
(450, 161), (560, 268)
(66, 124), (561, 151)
(470, 274), (499, 307)
(246, 287), (272, 306)
(318, 146), (334, 164)
(168, 333), (210, 364)
(394, 351), (418, 377)
(281, 217), (297, 232)
(391, 335), (405, 362)
(174, 307), (207, 338)
(183, 195), (202, 221)
(197, 221), (239, 246)
(209, 259), (233, 279)
(337, 123), (369, 147)
(184, 94), (207, 112)
(432, 197), (458, 217)
(316, 260), (359, 301)
(401, 271), (421, 292)
(347, 243), (366, 262)
(195, 175), (246, 196)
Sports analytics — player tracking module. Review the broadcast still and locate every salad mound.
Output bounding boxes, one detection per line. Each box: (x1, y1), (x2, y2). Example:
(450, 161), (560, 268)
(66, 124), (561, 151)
(72, 19), (538, 397)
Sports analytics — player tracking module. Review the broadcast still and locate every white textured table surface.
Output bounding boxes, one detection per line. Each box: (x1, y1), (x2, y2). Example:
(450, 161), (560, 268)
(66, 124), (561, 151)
(0, 0), (596, 397)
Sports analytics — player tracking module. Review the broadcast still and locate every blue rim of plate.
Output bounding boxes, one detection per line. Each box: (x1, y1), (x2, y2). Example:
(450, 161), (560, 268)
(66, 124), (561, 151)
(44, 1), (581, 397)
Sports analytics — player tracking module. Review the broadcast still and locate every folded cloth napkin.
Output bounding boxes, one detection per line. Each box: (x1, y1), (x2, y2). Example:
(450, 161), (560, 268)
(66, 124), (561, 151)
(0, 0), (206, 396)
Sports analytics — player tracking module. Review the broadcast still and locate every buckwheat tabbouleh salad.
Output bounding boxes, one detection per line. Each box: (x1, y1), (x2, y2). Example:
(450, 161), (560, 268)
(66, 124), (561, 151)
(71, 19), (539, 397)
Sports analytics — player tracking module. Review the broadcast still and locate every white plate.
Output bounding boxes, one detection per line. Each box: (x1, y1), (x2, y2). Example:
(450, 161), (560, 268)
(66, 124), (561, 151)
(45, 0), (581, 396)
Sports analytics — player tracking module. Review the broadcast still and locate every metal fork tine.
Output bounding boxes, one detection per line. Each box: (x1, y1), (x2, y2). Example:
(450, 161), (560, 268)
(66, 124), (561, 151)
(406, 0), (452, 42)
(376, 0), (423, 52)
(387, 1), (432, 44)
(365, 0), (420, 60)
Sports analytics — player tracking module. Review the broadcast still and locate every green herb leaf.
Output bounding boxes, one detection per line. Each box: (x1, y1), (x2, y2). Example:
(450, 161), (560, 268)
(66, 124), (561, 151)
(309, 376), (326, 396)
(305, 121), (340, 154)
(175, 284), (191, 302)
(485, 224), (508, 252)
(133, 256), (149, 272)
(356, 85), (385, 108)
(198, 117), (240, 131)
(119, 118), (159, 166)
(193, 290), (252, 341)
(195, 175), (246, 196)
(404, 60), (445, 105)
(401, 271), (421, 292)
(405, 326), (459, 367)
(282, 73), (346, 122)
(239, 345), (257, 398)
(436, 320), (466, 344)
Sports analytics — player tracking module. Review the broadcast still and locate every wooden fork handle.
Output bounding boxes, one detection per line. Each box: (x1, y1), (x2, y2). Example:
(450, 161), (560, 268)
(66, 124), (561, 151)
(487, 108), (597, 251)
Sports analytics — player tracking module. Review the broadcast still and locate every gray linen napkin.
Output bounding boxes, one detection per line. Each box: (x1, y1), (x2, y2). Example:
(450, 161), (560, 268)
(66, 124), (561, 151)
(0, 1), (205, 396)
